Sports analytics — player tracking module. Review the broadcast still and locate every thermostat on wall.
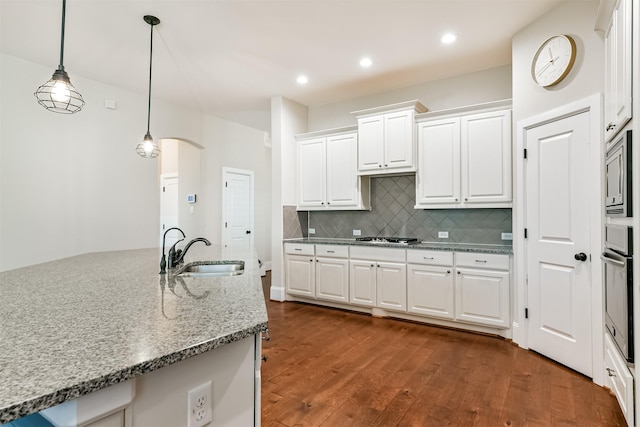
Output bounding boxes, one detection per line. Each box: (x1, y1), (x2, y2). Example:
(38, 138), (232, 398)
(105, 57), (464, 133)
(187, 194), (197, 203)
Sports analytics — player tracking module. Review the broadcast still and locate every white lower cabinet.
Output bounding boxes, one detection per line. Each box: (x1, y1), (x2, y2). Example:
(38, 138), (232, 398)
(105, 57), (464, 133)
(350, 246), (407, 312)
(315, 245), (349, 303)
(454, 252), (510, 328)
(407, 250), (455, 320)
(284, 244), (315, 298)
(286, 243), (511, 331)
(604, 333), (634, 426)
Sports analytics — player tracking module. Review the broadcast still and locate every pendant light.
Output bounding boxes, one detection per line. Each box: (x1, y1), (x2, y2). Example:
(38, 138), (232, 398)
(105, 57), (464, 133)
(34, 0), (85, 114)
(136, 15), (161, 159)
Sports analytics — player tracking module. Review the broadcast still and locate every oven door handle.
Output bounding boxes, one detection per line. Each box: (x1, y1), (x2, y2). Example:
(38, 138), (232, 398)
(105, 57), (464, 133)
(600, 253), (626, 267)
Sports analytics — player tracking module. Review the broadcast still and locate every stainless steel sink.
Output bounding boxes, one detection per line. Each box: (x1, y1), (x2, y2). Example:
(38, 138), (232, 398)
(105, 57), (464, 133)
(176, 261), (244, 277)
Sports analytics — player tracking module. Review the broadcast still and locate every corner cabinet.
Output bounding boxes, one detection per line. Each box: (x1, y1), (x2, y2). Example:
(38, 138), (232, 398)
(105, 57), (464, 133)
(352, 100), (427, 175)
(297, 128), (370, 211)
(415, 102), (512, 209)
(602, 0), (632, 142)
(454, 252), (510, 329)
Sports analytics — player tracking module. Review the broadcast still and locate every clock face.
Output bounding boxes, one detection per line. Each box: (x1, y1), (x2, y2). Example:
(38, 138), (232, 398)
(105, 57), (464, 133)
(531, 35), (577, 88)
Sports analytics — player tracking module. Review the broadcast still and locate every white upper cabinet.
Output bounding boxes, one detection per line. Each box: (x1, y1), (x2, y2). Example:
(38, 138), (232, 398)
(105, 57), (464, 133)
(603, 0), (632, 142)
(353, 100), (427, 175)
(297, 128), (370, 211)
(461, 110), (512, 205)
(415, 102), (512, 209)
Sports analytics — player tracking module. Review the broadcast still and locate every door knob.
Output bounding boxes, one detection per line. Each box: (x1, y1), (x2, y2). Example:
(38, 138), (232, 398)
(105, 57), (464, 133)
(574, 252), (587, 262)
(246, 230), (251, 234)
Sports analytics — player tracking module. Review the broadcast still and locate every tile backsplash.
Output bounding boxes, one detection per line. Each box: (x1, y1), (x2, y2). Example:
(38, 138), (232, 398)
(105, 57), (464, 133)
(307, 175), (512, 245)
(283, 205), (308, 239)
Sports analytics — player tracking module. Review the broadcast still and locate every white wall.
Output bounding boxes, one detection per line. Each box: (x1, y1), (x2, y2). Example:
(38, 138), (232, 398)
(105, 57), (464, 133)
(0, 53), (202, 272)
(512, 1), (603, 124)
(177, 140), (202, 241)
(0, 53), (272, 272)
(270, 96), (307, 300)
(200, 115), (272, 264)
(308, 65), (512, 131)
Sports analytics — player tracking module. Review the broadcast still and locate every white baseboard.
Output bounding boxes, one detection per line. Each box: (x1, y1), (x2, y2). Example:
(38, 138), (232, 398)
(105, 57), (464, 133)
(270, 285), (286, 302)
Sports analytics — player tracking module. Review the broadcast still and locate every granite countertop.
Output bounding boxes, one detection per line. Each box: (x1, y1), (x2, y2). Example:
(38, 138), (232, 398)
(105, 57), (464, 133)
(0, 246), (268, 423)
(284, 238), (513, 255)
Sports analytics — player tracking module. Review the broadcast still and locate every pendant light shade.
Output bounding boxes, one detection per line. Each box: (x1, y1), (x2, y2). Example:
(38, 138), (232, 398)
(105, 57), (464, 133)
(136, 15), (161, 159)
(34, 0), (84, 114)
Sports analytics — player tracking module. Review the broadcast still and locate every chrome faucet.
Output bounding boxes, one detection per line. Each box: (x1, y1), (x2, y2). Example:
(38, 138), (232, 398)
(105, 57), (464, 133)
(160, 227), (185, 274)
(174, 237), (212, 265)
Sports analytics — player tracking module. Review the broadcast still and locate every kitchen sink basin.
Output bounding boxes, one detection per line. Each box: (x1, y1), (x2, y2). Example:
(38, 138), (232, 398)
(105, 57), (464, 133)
(176, 261), (244, 277)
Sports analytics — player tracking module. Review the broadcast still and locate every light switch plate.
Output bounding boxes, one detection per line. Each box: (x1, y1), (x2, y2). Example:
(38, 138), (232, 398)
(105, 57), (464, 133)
(308, 228), (316, 234)
(501, 232), (513, 241)
(438, 231), (449, 239)
(353, 230), (361, 236)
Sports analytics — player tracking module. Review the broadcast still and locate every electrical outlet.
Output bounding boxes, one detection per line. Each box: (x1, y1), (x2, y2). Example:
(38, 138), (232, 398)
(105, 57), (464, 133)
(501, 232), (513, 241)
(188, 381), (212, 427)
(353, 229), (361, 236)
(438, 231), (449, 239)
(308, 228), (316, 234)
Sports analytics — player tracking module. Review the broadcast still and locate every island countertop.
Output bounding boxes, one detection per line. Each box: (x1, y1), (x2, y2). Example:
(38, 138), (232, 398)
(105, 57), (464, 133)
(0, 246), (268, 423)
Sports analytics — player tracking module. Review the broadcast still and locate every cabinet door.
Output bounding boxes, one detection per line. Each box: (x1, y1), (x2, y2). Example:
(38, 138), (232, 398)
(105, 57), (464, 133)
(357, 116), (384, 171)
(455, 267), (510, 328)
(407, 264), (454, 319)
(416, 117), (461, 205)
(316, 257), (349, 303)
(298, 138), (326, 208)
(85, 410), (125, 427)
(604, 0), (632, 142)
(604, 333), (634, 426)
(286, 254), (315, 297)
(326, 132), (359, 207)
(461, 110), (512, 205)
(384, 110), (415, 170)
(349, 260), (377, 307)
(376, 261), (407, 312)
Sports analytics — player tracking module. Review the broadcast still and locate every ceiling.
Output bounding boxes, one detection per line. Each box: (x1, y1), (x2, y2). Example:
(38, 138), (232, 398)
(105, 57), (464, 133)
(1, 0), (572, 130)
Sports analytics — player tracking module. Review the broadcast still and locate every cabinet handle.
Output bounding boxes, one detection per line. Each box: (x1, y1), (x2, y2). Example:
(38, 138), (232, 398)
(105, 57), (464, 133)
(370, 264), (374, 267)
(377, 264), (380, 268)
(475, 259), (487, 263)
(455, 198), (458, 201)
(294, 248), (302, 251)
(457, 271), (461, 275)
(423, 257), (434, 260)
(378, 165), (383, 168)
(606, 123), (616, 131)
(465, 198), (468, 201)
(327, 250), (335, 253)
(310, 259), (313, 262)
(327, 202), (330, 205)
(316, 259), (319, 262)
(606, 367), (616, 377)
(447, 270), (451, 274)
(384, 164), (388, 167)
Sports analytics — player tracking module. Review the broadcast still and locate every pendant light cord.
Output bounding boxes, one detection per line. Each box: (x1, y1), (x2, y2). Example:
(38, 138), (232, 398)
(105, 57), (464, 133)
(58, 0), (66, 70)
(146, 21), (154, 134)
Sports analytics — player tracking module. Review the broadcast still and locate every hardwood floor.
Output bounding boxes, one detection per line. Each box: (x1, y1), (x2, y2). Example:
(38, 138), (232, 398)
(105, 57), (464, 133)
(261, 295), (626, 426)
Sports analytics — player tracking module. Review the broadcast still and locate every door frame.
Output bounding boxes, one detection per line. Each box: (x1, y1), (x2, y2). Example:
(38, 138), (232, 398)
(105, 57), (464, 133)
(514, 93), (603, 385)
(159, 173), (179, 248)
(221, 167), (255, 249)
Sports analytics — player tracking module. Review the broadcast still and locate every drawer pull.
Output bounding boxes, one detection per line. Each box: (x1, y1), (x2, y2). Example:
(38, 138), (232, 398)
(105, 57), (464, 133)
(423, 257), (434, 260)
(327, 250), (335, 253)
(475, 259), (487, 263)
(294, 248), (302, 251)
(606, 367), (616, 377)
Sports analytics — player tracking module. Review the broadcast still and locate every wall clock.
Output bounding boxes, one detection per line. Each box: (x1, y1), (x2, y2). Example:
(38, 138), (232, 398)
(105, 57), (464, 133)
(531, 34), (577, 88)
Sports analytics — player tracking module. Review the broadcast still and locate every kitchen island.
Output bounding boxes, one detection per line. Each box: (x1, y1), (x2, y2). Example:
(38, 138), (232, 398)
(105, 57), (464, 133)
(0, 246), (268, 426)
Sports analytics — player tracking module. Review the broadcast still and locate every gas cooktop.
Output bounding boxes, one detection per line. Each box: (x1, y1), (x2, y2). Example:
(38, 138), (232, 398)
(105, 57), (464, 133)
(355, 237), (420, 245)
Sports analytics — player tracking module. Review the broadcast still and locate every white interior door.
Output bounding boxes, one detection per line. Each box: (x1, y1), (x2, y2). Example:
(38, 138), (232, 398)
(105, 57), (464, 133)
(160, 175), (179, 248)
(525, 111), (592, 377)
(222, 168), (254, 251)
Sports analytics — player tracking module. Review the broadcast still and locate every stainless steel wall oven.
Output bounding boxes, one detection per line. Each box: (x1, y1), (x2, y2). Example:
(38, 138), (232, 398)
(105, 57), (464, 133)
(602, 224), (634, 363)
(605, 130), (632, 217)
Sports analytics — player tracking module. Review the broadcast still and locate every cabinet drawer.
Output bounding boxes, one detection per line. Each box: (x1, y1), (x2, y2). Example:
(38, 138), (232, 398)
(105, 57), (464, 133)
(350, 246), (406, 262)
(455, 252), (509, 270)
(605, 333), (634, 426)
(316, 245), (349, 258)
(407, 250), (453, 266)
(284, 243), (315, 256)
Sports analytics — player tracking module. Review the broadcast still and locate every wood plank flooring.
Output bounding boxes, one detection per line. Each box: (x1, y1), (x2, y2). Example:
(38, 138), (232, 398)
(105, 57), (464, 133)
(261, 297), (627, 426)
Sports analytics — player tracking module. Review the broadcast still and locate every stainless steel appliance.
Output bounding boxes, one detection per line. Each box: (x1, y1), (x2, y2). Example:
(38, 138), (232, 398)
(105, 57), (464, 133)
(355, 237), (419, 245)
(605, 130), (632, 217)
(602, 224), (633, 363)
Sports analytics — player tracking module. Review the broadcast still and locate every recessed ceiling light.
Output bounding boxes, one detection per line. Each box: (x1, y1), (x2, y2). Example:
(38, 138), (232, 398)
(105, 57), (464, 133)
(359, 57), (373, 68)
(296, 75), (309, 85)
(441, 33), (457, 44)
